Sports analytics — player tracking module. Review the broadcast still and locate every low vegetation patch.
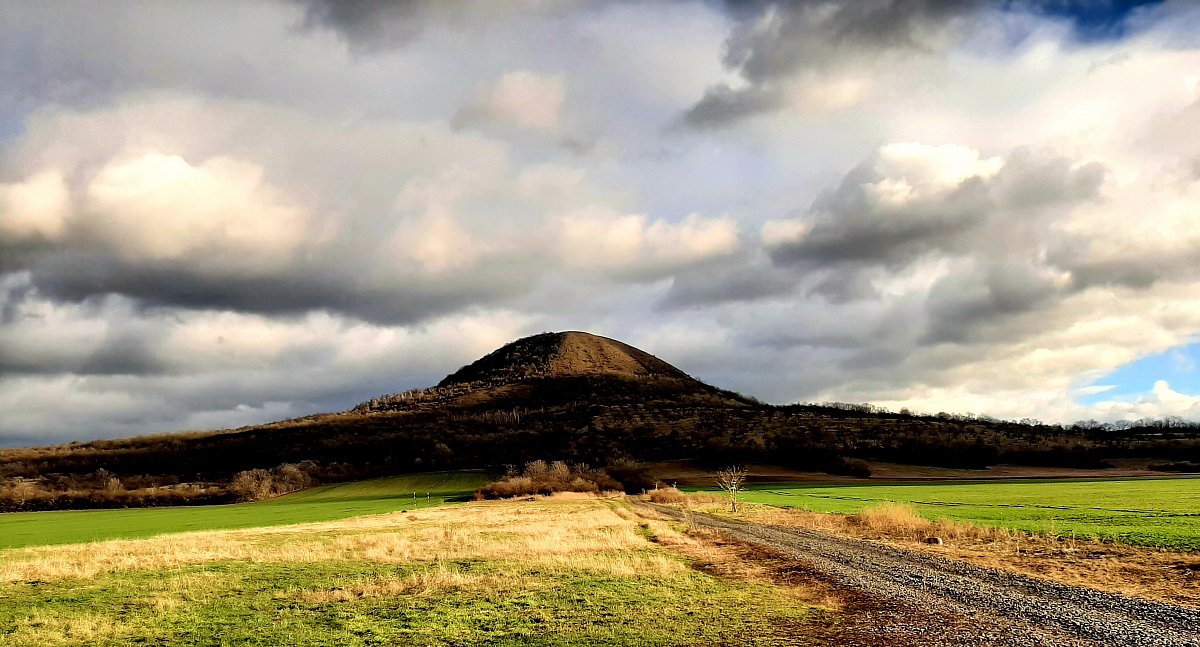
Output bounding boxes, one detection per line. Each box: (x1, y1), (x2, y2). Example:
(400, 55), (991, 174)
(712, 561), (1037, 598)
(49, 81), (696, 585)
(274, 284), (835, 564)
(644, 487), (723, 505)
(1, 499), (819, 646)
(475, 460), (622, 499)
(645, 486), (689, 504)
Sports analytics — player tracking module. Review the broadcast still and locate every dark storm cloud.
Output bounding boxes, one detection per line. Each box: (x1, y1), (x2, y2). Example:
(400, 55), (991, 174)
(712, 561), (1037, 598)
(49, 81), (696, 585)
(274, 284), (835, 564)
(0, 243), (53, 276)
(685, 0), (984, 128)
(294, 0), (601, 50)
(839, 345), (909, 370)
(295, 0), (436, 49)
(922, 261), (1064, 344)
(682, 84), (784, 129)
(745, 319), (887, 352)
(0, 273), (33, 325)
(1051, 242), (1200, 292)
(772, 181), (988, 267)
(722, 0), (977, 82)
(686, 0), (1166, 128)
(809, 269), (886, 303)
(76, 335), (168, 376)
(20, 251), (532, 327)
(0, 292), (165, 378)
(755, 146), (1118, 349)
(767, 148), (1106, 272)
(658, 255), (797, 308)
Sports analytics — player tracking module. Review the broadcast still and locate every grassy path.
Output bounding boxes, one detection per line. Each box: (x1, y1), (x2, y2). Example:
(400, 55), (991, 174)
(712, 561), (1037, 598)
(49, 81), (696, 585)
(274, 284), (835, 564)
(0, 471), (487, 549)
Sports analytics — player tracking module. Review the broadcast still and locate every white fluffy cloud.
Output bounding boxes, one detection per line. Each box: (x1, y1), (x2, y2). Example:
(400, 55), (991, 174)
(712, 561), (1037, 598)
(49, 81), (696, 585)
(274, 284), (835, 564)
(1098, 380), (1200, 420)
(0, 171), (71, 240)
(556, 209), (740, 277)
(455, 71), (567, 132)
(83, 153), (309, 270)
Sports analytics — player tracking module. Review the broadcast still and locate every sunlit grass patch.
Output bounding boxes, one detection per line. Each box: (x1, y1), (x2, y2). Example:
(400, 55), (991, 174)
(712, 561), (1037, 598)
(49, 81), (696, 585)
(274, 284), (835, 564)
(0, 499), (816, 646)
(0, 471), (488, 550)
(696, 477), (1200, 550)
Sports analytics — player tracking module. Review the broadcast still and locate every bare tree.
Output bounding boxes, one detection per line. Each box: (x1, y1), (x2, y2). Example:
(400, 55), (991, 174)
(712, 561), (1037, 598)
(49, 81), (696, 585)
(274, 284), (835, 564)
(715, 465), (747, 512)
(11, 479), (35, 507)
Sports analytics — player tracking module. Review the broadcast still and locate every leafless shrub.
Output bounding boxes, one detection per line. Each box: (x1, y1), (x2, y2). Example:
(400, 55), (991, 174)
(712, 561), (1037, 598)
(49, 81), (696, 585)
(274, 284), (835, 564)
(230, 469), (274, 502)
(715, 465), (747, 512)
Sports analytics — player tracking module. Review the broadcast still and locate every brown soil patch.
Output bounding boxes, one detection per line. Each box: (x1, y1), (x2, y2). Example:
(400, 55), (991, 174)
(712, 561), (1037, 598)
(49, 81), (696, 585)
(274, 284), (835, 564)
(548, 331), (687, 378)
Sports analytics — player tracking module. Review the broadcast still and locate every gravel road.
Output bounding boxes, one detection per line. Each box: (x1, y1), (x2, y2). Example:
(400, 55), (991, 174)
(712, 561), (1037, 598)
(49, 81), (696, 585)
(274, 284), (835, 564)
(639, 503), (1200, 647)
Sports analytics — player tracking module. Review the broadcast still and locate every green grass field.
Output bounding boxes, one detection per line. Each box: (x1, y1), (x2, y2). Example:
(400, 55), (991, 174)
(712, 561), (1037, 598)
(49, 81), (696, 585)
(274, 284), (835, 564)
(0, 500), (815, 646)
(0, 471), (488, 550)
(720, 477), (1200, 550)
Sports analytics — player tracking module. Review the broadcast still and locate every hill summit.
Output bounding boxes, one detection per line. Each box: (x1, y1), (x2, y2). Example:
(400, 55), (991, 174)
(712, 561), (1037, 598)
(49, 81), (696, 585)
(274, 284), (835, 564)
(355, 330), (736, 415)
(438, 331), (690, 387)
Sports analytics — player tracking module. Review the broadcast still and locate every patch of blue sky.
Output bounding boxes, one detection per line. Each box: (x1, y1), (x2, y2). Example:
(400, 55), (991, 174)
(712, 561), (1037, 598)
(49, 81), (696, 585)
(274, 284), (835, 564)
(1023, 0), (1165, 42)
(1078, 341), (1200, 405)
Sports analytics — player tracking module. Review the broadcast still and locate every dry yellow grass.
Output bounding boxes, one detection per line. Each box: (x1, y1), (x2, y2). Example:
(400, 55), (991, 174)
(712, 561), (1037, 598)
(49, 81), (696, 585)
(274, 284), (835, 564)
(5, 613), (127, 647)
(1, 501), (658, 584)
(290, 550), (685, 606)
(856, 503), (934, 537)
(645, 487), (688, 503)
(2, 534), (258, 583)
(291, 562), (528, 604)
(4, 497), (835, 647)
(1, 500), (686, 646)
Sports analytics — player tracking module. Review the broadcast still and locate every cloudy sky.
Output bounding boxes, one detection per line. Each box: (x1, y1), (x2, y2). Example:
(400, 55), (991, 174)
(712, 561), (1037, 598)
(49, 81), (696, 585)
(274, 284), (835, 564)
(3, 0), (1200, 446)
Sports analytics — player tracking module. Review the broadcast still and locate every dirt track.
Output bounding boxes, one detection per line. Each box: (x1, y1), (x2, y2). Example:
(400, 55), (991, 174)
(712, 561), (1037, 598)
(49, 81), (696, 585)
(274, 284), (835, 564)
(639, 503), (1200, 647)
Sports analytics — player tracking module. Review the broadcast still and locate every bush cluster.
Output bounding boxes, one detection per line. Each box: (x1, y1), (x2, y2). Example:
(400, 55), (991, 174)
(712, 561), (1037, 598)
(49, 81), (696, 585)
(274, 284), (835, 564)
(645, 487), (688, 504)
(476, 460), (623, 499)
(229, 462), (319, 502)
(0, 477), (228, 511)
